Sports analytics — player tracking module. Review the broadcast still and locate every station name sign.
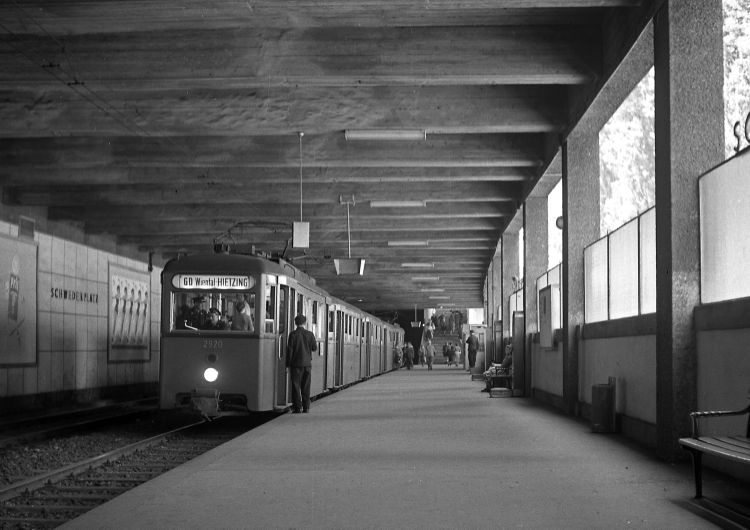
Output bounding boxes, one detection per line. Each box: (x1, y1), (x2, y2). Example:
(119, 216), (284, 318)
(172, 275), (254, 290)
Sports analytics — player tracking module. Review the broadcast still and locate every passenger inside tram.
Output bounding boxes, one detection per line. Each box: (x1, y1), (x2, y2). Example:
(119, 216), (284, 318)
(201, 307), (229, 330)
(172, 292), (256, 332)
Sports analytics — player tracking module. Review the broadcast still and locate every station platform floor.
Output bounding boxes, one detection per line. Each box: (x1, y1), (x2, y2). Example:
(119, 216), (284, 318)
(60, 364), (749, 530)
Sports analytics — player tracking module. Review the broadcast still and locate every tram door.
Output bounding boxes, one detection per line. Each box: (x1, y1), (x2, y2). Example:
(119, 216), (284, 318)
(334, 310), (344, 387)
(276, 286), (291, 409)
(365, 320), (374, 376)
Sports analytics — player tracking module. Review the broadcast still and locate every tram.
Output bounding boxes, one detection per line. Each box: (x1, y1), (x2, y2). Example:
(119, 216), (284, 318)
(159, 251), (404, 415)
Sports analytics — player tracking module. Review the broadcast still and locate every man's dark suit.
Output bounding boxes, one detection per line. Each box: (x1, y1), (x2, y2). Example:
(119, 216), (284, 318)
(286, 324), (318, 412)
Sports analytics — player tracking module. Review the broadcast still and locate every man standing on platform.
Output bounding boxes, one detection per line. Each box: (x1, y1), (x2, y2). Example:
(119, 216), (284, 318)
(424, 339), (436, 370)
(466, 329), (479, 369)
(286, 314), (317, 413)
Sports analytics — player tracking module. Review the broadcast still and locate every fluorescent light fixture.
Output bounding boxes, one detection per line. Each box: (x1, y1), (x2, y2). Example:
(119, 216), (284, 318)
(334, 258), (366, 275)
(402, 263), (434, 268)
(412, 276), (440, 281)
(370, 200), (426, 208)
(420, 288), (445, 292)
(388, 240), (428, 247)
(345, 129), (426, 141)
(429, 296), (451, 299)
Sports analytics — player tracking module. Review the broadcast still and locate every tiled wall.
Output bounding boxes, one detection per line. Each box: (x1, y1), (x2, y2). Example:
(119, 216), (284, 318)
(0, 219), (162, 399)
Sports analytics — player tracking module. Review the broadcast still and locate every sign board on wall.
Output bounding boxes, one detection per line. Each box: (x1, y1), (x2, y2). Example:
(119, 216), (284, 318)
(109, 264), (150, 362)
(699, 148), (750, 303)
(539, 285), (559, 348)
(0, 234), (37, 366)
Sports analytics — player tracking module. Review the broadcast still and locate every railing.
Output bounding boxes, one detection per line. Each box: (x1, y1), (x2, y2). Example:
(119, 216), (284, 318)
(584, 207), (656, 323)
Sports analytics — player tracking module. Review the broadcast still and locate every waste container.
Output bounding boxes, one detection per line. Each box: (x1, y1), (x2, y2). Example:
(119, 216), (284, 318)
(591, 377), (616, 433)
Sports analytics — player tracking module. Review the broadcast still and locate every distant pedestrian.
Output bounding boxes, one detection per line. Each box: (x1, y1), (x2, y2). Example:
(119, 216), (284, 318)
(403, 342), (414, 370)
(466, 329), (479, 369)
(418, 344), (426, 367)
(452, 343), (461, 366)
(424, 339), (436, 370)
(286, 314), (317, 413)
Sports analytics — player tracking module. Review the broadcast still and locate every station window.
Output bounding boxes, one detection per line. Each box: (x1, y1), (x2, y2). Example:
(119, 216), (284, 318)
(172, 291), (256, 333)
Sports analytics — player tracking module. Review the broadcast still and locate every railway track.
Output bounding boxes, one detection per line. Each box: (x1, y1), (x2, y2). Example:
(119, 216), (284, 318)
(0, 415), (272, 529)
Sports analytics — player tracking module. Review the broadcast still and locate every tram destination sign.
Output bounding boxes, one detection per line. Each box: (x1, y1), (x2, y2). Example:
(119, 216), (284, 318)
(172, 275), (254, 290)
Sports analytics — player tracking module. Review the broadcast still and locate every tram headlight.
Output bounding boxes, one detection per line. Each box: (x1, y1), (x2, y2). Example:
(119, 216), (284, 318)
(203, 368), (219, 382)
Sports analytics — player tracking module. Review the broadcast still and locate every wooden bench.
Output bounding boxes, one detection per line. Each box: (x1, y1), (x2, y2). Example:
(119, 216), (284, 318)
(489, 374), (512, 389)
(678, 396), (750, 499)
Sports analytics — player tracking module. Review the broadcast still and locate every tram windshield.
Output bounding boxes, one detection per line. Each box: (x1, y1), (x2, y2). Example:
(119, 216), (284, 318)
(171, 291), (256, 332)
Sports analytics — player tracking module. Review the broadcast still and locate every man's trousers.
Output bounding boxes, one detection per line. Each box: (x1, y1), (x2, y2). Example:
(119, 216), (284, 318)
(290, 366), (312, 412)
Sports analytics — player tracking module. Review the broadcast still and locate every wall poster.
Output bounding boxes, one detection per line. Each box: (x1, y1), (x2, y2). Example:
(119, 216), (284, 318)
(109, 264), (150, 362)
(0, 234), (37, 366)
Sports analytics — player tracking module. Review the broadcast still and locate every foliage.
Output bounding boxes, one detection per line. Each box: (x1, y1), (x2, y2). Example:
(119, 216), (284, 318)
(599, 69), (655, 237)
(724, 0), (750, 157)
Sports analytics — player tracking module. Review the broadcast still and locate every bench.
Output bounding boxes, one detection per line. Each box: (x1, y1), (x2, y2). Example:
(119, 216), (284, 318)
(489, 374), (512, 389)
(678, 396), (750, 499)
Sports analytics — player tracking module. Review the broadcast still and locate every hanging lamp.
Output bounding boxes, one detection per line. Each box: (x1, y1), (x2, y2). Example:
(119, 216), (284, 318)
(333, 195), (365, 275)
(293, 132), (309, 248)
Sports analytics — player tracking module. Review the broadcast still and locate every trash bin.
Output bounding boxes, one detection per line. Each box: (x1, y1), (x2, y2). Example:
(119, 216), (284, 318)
(591, 376), (616, 433)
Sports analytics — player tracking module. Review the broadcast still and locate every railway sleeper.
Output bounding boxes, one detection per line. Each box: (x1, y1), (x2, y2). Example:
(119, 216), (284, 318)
(65, 477), (148, 484)
(2, 504), (92, 512)
(52, 486), (131, 493)
(0, 516), (65, 525)
(32, 493), (117, 501)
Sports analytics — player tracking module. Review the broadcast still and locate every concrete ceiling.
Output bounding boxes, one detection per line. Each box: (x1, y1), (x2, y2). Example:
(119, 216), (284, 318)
(0, 0), (656, 313)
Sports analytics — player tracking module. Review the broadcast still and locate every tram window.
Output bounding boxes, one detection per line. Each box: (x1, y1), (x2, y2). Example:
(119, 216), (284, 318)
(328, 310), (334, 333)
(266, 285), (277, 334)
(297, 294), (303, 317)
(171, 291), (255, 332)
(312, 301), (319, 338)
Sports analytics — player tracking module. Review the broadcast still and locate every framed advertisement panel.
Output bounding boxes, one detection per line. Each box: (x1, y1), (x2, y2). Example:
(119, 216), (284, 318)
(0, 234), (37, 366)
(108, 264), (150, 362)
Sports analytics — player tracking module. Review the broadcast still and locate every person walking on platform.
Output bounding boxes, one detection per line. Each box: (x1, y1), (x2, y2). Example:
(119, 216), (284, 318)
(424, 339), (436, 370)
(418, 344), (426, 367)
(403, 342), (414, 370)
(286, 314), (317, 413)
(466, 329), (479, 369)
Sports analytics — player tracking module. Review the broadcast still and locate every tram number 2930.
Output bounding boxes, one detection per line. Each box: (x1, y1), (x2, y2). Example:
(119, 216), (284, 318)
(203, 340), (223, 349)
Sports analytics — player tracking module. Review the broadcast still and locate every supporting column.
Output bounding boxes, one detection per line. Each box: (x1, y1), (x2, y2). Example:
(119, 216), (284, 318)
(524, 197), (548, 396)
(562, 131), (600, 416)
(491, 246), (503, 363)
(501, 229), (520, 341)
(653, 0), (723, 460)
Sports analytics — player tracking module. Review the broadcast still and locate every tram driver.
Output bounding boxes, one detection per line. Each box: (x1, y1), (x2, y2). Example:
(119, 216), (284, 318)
(201, 307), (229, 330)
(186, 296), (208, 328)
